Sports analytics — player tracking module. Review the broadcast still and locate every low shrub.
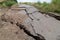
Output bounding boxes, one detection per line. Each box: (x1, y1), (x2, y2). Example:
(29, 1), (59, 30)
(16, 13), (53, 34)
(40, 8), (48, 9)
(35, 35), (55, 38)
(0, 0), (17, 8)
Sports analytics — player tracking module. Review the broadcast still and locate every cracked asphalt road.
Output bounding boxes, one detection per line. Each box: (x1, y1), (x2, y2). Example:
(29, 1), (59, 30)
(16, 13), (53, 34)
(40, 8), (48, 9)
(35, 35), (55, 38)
(0, 4), (60, 40)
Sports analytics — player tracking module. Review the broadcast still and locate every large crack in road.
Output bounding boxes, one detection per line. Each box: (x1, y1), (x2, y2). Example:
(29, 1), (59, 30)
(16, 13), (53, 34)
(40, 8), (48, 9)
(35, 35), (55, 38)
(16, 22), (46, 40)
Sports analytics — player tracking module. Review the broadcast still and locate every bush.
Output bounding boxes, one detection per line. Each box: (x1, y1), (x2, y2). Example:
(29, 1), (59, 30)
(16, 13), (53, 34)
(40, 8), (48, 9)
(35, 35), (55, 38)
(32, 0), (60, 13)
(0, 0), (17, 7)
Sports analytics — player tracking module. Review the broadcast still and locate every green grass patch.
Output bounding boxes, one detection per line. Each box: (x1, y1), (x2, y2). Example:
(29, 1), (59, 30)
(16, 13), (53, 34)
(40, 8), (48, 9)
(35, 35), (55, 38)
(0, 0), (17, 8)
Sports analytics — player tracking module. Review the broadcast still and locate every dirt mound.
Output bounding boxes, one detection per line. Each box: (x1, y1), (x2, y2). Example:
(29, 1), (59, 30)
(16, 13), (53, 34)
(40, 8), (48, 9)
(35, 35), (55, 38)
(0, 9), (35, 40)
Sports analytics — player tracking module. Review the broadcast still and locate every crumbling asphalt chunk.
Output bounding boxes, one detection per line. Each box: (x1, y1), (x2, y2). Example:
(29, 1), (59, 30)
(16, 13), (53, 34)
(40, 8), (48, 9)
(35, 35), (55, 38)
(0, 8), (46, 40)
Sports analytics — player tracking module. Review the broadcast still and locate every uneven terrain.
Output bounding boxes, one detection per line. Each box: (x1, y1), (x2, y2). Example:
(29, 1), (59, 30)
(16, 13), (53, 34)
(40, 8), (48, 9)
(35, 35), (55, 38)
(0, 4), (60, 40)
